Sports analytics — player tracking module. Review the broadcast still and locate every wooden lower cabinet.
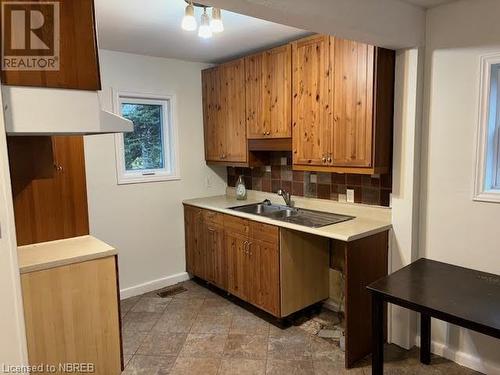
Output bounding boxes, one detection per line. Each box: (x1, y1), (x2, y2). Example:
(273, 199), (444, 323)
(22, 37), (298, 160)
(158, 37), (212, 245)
(21, 256), (122, 374)
(183, 205), (328, 318)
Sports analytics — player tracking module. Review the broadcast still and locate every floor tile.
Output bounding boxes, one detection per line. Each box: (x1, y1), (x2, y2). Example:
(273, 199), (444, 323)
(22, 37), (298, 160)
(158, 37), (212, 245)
(198, 297), (235, 316)
(178, 333), (227, 358)
(136, 331), (187, 356)
(230, 314), (270, 336)
(153, 312), (197, 333)
(131, 296), (172, 313)
(121, 329), (148, 355)
(223, 334), (268, 360)
(123, 354), (133, 368)
(219, 358), (266, 375)
(120, 296), (141, 314)
(169, 357), (221, 375)
(313, 358), (366, 375)
(122, 312), (162, 332)
(122, 354), (176, 375)
(165, 298), (204, 315)
(268, 328), (312, 360)
(265, 359), (315, 375)
(190, 313), (232, 334)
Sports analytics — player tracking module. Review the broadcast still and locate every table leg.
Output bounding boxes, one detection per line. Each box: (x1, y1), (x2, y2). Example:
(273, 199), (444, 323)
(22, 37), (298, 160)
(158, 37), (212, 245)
(372, 294), (384, 375)
(420, 313), (431, 365)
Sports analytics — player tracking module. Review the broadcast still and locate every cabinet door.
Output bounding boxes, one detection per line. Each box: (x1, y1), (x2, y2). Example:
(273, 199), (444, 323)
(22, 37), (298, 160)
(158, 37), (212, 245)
(245, 53), (266, 138)
(246, 45), (291, 139)
(0, 0), (101, 90)
(220, 59), (247, 162)
(267, 45), (292, 138)
(204, 223), (226, 288)
(332, 39), (374, 167)
(254, 241), (280, 316)
(202, 68), (225, 161)
(193, 210), (206, 279)
(8, 136), (89, 246)
(226, 231), (248, 300)
(292, 35), (333, 166)
(184, 206), (196, 274)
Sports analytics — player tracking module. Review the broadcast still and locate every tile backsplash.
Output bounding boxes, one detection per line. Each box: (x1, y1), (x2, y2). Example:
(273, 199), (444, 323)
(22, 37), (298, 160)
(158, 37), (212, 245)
(227, 152), (391, 207)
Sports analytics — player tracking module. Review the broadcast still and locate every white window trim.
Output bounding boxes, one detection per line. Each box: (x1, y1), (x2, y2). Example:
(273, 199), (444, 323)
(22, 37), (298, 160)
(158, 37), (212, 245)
(473, 53), (500, 202)
(113, 89), (180, 185)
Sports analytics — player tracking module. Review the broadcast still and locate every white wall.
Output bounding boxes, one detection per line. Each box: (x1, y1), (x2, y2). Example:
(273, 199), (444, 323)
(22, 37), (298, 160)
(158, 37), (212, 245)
(0, 87), (28, 370)
(420, 0), (500, 373)
(84, 50), (226, 297)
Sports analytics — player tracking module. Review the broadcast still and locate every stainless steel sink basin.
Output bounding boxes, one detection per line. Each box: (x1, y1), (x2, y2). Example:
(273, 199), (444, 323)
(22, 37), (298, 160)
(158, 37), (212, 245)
(229, 201), (354, 228)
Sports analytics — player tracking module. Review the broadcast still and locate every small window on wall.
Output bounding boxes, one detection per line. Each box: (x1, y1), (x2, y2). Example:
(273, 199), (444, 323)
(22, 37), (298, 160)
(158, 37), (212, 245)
(114, 92), (179, 184)
(474, 55), (500, 202)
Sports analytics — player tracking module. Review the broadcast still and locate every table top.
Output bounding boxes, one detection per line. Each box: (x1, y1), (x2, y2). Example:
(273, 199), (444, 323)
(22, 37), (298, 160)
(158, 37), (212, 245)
(368, 258), (500, 338)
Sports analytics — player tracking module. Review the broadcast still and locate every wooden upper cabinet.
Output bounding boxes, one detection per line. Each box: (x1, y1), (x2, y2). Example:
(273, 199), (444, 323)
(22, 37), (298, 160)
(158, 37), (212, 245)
(292, 35), (333, 166)
(202, 59), (247, 164)
(292, 35), (395, 174)
(221, 59), (247, 163)
(8, 136), (89, 246)
(246, 45), (291, 139)
(0, 0), (101, 90)
(332, 39), (374, 167)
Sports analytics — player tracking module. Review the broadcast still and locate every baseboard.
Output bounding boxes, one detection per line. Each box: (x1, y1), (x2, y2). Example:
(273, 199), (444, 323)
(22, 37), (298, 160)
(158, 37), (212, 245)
(120, 272), (190, 300)
(415, 335), (498, 374)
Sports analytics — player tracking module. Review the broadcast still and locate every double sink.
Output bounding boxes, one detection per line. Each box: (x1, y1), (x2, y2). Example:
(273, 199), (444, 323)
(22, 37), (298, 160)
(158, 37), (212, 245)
(229, 200), (354, 228)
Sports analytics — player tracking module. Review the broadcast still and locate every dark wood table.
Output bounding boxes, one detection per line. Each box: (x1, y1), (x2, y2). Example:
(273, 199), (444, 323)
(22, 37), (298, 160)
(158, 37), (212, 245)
(367, 258), (500, 375)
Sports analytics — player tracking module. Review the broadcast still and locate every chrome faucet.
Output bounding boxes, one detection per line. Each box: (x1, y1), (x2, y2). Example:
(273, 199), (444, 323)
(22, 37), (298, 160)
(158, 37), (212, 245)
(277, 189), (292, 207)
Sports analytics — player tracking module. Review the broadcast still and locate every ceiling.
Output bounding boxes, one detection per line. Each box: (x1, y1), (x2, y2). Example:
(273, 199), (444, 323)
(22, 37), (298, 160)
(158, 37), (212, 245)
(399, 0), (457, 8)
(95, 0), (307, 63)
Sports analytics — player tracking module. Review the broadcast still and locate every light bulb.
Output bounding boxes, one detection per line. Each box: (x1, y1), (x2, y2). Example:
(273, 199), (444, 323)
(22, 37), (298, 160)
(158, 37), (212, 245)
(210, 8), (224, 33)
(181, 3), (197, 31)
(198, 9), (212, 39)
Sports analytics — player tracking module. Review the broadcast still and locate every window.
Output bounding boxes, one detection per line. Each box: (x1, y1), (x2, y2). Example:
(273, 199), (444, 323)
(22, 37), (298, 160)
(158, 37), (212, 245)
(114, 92), (179, 184)
(474, 55), (500, 202)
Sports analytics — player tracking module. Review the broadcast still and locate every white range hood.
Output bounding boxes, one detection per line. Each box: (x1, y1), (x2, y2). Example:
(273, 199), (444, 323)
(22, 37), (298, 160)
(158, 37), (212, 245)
(2, 86), (133, 135)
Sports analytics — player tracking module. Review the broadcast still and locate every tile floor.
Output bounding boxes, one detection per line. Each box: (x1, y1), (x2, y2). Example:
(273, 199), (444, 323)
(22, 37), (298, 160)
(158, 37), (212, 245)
(120, 280), (481, 375)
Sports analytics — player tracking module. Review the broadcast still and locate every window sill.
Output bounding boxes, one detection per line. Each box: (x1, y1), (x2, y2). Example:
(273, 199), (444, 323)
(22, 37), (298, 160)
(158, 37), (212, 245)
(473, 189), (500, 203)
(117, 174), (181, 185)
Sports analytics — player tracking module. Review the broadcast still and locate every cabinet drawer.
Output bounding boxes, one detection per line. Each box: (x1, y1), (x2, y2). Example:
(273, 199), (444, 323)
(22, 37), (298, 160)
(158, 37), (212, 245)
(251, 222), (279, 245)
(203, 210), (224, 226)
(224, 215), (251, 236)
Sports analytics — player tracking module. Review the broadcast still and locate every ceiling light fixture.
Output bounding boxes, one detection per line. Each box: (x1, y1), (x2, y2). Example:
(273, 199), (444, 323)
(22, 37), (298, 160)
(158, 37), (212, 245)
(181, 1), (197, 31)
(181, 1), (224, 39)
(210, 8), (224, 33)
(198, 8), (212, 39)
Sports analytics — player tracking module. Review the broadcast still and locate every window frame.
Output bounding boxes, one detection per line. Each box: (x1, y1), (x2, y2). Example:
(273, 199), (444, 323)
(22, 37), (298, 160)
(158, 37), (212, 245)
(113, 90), (180, 185)
(473, 54), (500, 202)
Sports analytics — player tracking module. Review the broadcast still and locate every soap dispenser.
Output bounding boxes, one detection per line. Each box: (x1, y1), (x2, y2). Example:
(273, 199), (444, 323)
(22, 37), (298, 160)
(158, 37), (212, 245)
(235, 175), (247, 200)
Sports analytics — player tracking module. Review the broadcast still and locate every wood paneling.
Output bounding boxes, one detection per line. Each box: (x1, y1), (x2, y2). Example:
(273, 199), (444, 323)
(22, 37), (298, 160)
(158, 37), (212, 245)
(246, 45), (291, 139)
(21, 256), (121, 374)
(292, 35), (333, 166)
(332, 39), (374, 167)
(221, 59), (247, 162)
(202, 68), (224, 162)
(339, 230), (389, 368)
(8, 136), (89, 246)
(280, 228), (329, 317)
(203, 59), (247, 163)
(226, 230), (248, 300)
(0, 0), (101, 90)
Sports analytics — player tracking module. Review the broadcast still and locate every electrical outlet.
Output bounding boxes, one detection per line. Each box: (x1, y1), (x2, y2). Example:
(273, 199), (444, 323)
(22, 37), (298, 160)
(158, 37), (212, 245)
(206, 175), (212, 188)
(265, 165), (271, 172)
(280, 157), (287, 166)
(310, 174), (317, 183)
(346, 189), (355, 203)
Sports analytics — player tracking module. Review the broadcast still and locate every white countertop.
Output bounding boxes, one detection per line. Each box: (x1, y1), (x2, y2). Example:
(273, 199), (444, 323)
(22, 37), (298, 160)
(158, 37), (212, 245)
(18, 235), (117, 274)
(183, 189), (392, 242)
